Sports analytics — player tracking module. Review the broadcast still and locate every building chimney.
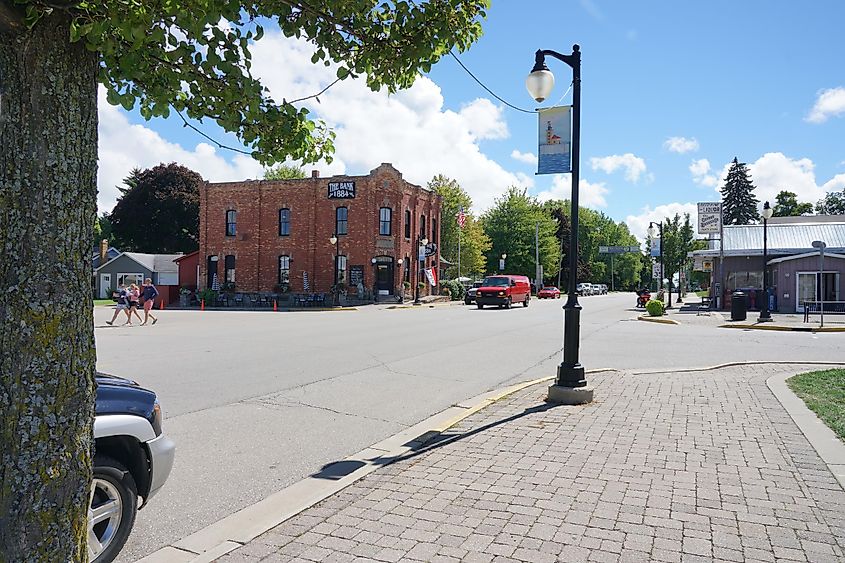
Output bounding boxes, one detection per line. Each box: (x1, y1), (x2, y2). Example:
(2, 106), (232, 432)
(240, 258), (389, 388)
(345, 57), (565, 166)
(311, 170), (320, 178)
(100, 239), (108, 263)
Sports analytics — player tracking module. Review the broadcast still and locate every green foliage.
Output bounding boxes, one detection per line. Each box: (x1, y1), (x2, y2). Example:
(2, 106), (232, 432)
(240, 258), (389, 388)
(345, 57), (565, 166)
(720, 157), (759, 225)
(110, 162), (202, 253)
(439, 279), (465, 300)
(264, 164), (306, 180)
(21, 0), (492, 166)
(816, 187), (845, 215)
(197, 288), (217, 304)
(660, 213), (696, 293)
(481, 187), (559, 280)
(646, 299), (665, 317)
(428, 175), (490, 278)
(773, 190), (814, 217)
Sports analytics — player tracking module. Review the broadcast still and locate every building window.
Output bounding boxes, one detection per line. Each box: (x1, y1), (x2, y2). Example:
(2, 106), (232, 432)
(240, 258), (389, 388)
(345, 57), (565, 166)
(117, 273), (144, 288)
(432, 218), (437, 245)
(278, 255), (290, 288)
(335, 255), (347, 285)
(379, 207), (392, 236)
(224, 254), (236, 285)
(279, 208), (291, 236)
(404, 209), (411, 238)
(225, 210), (237, 236)
(336, 207), (348, 235)
(420, 214), (426, 239)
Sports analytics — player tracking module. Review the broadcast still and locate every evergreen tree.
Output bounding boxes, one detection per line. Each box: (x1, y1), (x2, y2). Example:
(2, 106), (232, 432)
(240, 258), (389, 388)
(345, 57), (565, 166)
(720, 157), (759, 225)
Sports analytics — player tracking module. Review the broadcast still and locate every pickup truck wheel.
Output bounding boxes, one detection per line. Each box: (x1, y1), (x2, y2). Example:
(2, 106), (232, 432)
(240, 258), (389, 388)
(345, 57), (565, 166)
(89, 456), (138, 563)
(504, 298), (512, 309)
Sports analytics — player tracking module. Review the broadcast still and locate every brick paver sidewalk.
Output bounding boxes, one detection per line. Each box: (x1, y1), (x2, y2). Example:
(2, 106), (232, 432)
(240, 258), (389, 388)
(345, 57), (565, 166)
(221, 364), (845, 563)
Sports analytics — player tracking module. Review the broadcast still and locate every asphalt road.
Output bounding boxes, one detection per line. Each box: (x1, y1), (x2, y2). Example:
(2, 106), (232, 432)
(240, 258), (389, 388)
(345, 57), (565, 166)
(93, 293), (845, 560)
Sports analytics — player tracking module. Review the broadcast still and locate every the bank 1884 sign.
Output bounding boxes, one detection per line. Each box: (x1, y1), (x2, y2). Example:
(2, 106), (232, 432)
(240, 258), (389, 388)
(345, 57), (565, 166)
(328, 181), (356, 199)
(697, 202), (722, 234)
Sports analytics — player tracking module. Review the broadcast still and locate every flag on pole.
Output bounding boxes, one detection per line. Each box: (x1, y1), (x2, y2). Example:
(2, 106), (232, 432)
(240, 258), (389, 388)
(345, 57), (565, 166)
(455, 206), (466, 229)
(211, 272), (220, 291)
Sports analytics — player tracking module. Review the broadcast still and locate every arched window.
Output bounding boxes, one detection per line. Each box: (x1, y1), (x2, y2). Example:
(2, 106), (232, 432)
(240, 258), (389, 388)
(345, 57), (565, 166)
(420, 214), (427, 239)
(225, 210), (237, 236)
(379, 207), (392, 236)
(404, 209), (411, 239)
(336, 207), (348, 235)
(279, 208), (291, 236)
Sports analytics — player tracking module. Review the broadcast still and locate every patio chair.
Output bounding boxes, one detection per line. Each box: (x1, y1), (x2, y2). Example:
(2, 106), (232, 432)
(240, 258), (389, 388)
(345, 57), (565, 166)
(234, 293), (244, 307)
(296, 293), (308, 307)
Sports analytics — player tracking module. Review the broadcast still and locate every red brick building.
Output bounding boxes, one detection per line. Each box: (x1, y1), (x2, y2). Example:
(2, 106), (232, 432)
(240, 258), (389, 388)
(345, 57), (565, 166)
(199, 163), (441, 298)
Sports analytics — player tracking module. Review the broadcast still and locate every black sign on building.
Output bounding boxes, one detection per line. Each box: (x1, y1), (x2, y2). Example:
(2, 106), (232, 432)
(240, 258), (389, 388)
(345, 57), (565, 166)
(328, 181), (356, 199)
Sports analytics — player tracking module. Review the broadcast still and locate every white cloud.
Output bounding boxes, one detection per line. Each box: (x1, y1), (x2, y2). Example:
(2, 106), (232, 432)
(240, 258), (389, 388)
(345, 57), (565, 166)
(806, 87), (845, 123)
(711, 153), (839, 208)
(511, 150), (537, 165)
(625, 202), (699, 244)
(589, 153), (648, 183)
(247, 32), (526, 212)
(97, 88), (264, 212)
(535, 175), (609, 209)
(664, 137), (699, 154)
(689, 158), (718, 187)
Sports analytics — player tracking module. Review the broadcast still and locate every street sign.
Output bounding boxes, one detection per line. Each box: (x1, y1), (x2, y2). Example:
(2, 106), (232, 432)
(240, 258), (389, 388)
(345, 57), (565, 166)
(598, 245), (640, 254)
(697, 202), (722, 234)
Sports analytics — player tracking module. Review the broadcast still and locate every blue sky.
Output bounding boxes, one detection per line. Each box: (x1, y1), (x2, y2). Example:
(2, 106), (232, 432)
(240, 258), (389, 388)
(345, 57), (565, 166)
(98, 0), (845, 240)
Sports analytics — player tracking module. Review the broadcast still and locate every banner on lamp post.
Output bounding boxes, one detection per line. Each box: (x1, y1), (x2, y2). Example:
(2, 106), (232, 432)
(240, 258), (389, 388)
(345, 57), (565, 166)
(537, 106), (572, 175)
(650, 238), (661, 258)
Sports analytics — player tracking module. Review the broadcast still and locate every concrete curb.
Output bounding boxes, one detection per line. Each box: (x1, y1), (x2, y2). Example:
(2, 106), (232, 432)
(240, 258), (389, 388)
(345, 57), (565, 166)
(138, 368), (616, 562)
(632, 360), (845, 376)
(767, 371), (845, 490)
(637, 315), (679, 325)
(719, 323), (845, 333)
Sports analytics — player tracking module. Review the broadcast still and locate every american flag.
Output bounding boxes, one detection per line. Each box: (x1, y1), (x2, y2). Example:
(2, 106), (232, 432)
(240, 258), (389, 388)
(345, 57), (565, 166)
(455, 206), (466, 229)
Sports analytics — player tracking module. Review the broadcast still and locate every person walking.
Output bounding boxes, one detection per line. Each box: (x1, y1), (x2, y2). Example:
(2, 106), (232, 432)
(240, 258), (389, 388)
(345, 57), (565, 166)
(106, 284), (131, 326)
(141, 278), (159, 325)
(126, 283), (143, 325)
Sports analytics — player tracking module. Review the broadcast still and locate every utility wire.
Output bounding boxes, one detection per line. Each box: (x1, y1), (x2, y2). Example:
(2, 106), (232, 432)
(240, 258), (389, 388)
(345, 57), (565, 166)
(448, 50), (534, 114)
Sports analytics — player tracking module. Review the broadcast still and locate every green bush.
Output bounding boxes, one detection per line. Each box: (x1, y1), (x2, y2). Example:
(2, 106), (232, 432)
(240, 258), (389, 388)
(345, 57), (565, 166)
(439, 280), (465, 300)
(197, 288), (217, 304)
(646, 299), (665, 317)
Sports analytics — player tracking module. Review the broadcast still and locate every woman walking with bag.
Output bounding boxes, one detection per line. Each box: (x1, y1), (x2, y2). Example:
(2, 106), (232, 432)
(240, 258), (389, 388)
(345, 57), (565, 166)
(126, 283), (143, 325)
(141, 278), (159, 326)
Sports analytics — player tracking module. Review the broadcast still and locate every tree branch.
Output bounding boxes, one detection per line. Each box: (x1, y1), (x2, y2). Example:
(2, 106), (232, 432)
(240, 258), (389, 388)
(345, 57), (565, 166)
(0, 0), (25, 34)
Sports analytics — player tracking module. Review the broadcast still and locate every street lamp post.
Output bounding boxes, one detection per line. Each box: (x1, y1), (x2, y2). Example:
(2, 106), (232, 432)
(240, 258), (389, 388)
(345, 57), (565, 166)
(330, 234), (339, 306)
(812, 240), (826, 327)
(526, 44), (591, 404)
(647, 221), (666, 305)
(414, 237), (428, 305)
(758, 202), (773, 322)
(396, 258), (404, 303)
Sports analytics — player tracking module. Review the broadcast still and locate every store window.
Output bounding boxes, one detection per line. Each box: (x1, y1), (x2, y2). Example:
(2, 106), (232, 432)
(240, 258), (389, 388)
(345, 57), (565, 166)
(379, 207), (392, 236)
(404, 209), (411, 239)
(420, 214), (426, 239)
(224, 254), (236, 284)
(335, 255), (347, 285)
(278, 255), (290, 289)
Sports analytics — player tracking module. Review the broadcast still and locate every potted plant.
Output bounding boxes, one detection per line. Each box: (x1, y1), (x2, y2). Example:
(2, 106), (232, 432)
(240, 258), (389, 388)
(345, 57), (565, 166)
(178, 286), (192, 307)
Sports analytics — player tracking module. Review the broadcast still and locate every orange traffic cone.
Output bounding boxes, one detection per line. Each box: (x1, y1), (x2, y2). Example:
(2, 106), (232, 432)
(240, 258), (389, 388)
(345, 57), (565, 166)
(160, 299), (165, 310)
(201, 299), (205, 311)
(273, 300), (278, 312)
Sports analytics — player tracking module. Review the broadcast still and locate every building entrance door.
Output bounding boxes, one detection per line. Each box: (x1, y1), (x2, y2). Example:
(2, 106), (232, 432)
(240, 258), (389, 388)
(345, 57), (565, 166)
(99, 273), (111, 299)
(374, 257), (394, 294)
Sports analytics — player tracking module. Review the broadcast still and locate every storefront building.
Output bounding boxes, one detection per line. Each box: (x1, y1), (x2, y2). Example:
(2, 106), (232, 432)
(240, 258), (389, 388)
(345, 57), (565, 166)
(198, 163), (441, 297)
(691, 216), (845, 312)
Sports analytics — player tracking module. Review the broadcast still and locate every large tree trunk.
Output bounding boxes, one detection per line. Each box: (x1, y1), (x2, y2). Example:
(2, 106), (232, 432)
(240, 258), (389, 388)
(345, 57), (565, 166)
(0, 8), (98, 561)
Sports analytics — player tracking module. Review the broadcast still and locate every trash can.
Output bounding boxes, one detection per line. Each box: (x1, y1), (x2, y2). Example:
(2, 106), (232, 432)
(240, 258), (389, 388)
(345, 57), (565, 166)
(731, 291), (747, 321)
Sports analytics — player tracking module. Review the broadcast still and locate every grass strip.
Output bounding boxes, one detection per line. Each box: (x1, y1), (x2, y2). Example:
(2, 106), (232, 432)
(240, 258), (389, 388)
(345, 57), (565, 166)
(788, 369), (845, 442)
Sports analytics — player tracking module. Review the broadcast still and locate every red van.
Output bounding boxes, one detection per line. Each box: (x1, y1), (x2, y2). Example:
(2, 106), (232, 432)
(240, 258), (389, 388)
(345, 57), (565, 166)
(476, 275), (531, 309)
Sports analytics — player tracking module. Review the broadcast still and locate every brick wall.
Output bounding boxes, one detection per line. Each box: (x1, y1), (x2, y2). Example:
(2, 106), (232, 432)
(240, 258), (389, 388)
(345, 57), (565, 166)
(199, 163), (441, 295)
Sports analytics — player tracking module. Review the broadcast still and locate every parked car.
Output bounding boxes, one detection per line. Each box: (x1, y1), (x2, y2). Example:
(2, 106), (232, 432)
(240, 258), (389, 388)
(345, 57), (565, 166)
(91, 373), (176, 563)
(576, 282), (592, 296)
(464, 281), (483, 305)
(476, 275), (531, 309)
(596, 284), (608, 295)
(538, 286), (562, 299)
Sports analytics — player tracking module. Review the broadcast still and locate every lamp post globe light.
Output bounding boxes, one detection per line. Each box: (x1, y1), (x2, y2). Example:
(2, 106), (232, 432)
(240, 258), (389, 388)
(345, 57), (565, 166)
(526, 45), (592, 405)
(414, 237), (428, 305)
(758, 201), (774, 322)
